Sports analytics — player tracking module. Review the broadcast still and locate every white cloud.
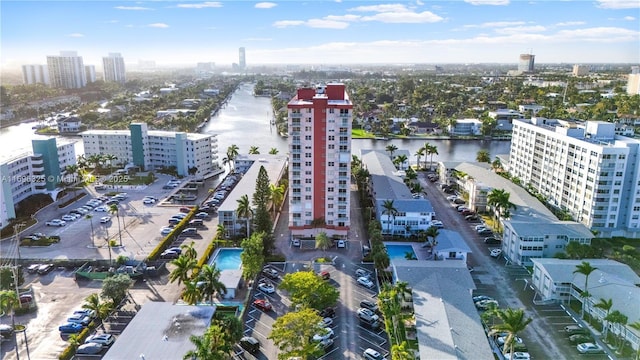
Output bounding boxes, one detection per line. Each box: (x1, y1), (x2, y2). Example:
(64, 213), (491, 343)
(147, 23), (169, 28)
(255, 2), (277, 9)
(176, 2), (222, 9)
(556, 26), (639, 41)
(67, 33), (84, 38)
(325, 14), (361, 22)
(306, 19), (350, 29)
(348, 4), (410, 13)
(273, 20), (305, 28)
(464, 0), (510, 5)
(104, 20), (119, 24)
(243, 37), (272, 41)
(114, 6), (152, 10)
(555, 21), (586, 26)
(360, 11), (443, 23)
(465, 21), (526, 28)
(624, 16), (636, 20)
(499, 25), (546, 34)
(416, 0), (424, 5)
(597, 0), (640, 9)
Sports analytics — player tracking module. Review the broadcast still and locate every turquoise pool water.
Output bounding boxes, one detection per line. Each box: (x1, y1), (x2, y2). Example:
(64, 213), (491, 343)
(209, 248), (243, 270)
(385, 244), (417, 260)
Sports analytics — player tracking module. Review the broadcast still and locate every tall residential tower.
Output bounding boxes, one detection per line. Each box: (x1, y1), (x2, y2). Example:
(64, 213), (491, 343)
(287, 83), (353, 239)
(518, 53), (535, 73)
(46, 51), (86, 89)
(21, 64), (49, 85)
(103, 53), (126, 84)
(239, 47), (246, 69)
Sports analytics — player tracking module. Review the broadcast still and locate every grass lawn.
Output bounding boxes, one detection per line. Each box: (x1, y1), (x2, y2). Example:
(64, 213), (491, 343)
(352, 129), (376, 138)
(20, 236), (60, 247)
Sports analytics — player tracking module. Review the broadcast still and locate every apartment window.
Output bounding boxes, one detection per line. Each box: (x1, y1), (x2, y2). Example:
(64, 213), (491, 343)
(305, 195), (312, 200)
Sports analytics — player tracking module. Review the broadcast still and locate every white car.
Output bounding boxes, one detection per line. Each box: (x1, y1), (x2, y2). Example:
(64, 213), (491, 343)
(357, 308), (379, 322)
(357, 276), (375, 289)
(490, 249), (502, 258)
(337, 240), (346, 248)
(504, 352), (531, 360)
(143, 198), (156, 204)
(430, 220), (444, 228)
(94, 205), (108, 212)
(312, 327), (334, 342)
(61, 215), (77, 221)
(576, 343), (604, 354)
(319, 317), (333, 327)
(475, 224), (487, 231)
(257, 282), (275, 294)
(85, 333), (115, 346)
(46, 219), (66, 227)
(497, 336), (523, 346)
(160, 227), (174, 235)
(355, 269), (370, 278)
(475, 299), (499, 310)
(75, 208), (89, 215)
(100, 216), (112, 224)
(363, 348), (387, 360)
(66, 314), (91, 326)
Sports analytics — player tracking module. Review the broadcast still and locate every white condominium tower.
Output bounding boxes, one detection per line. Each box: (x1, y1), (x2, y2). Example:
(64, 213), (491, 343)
(509, 118), (640, 237)
(103, 53), (126, 84)
(287, 83), (353, 239)
(46, 51), (86, 89)
(22, 64), (49, 85)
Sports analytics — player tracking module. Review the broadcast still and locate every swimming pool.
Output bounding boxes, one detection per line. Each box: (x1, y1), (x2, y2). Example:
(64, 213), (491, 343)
(385, 244), (417, 260)
(209, 248), (243, 270)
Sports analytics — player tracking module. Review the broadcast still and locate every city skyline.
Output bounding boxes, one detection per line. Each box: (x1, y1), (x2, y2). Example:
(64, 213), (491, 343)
(1, 0), (639, 69)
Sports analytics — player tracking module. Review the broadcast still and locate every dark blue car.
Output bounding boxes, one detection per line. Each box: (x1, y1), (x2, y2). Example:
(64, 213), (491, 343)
(58, 322), (83, 333)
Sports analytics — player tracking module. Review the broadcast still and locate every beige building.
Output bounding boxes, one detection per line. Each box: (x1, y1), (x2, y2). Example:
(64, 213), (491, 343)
(627, 66), (640, 95)
(572, 64), (590, 76)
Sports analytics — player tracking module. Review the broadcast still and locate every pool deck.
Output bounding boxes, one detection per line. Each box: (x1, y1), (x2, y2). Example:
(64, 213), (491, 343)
(384, 241), (432, 260)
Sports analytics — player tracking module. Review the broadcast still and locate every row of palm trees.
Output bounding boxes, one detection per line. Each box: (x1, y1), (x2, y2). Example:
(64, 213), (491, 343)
(234, 184), (286, 239)
(383, 142), (438, 170)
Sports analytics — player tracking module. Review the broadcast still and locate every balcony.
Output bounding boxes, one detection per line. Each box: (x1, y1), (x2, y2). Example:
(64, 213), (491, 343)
(291, 113), (302, 118)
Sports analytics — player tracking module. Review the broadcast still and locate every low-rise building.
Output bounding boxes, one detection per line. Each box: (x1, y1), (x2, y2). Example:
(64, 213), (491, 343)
(362, 150), (435, 237)
(430, 229), (472, 262)
(448, 118), (482, 136)
(57, 116), (82, 133)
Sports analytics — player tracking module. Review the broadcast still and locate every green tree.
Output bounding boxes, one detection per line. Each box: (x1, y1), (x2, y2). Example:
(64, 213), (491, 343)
(476, 149), (491, 163)
(414, 147), (425, 169)
(215, 315), (244, 354)
(594, 298), (613, 338)
(108, 203), (123, 246)
(393, 154), (408, 169)
(236, 194), (253, 238)
(573, 261), (598, 319)
(315, 231), (332, 252)
(183, 324), (228, 360)
(269, 183), (285, 216)
(82, 292), (114, 325)
(240, 231), (265, 281)
(182, 280), (203, 305)
(279, 271), (339, 310)
(169, 255), (198, 286)
(197, 264), (227, 305)
(215, 224), (226, 240)
(180, 241), (198, 260)
(391, 341), (414, 360)
(424, 143), (439, 170)
(104, 154), (118, 174)
(605, 310), (628, 350)
(268, 308), (325, 360)
(249, 146), (260, 154)
(101, 273), (132, 305)
(487, 188), (516, 230)
(382, 200), (398, 238)
(386, 144), (398, 158)
(269, 147), (279, 155)
(252, 166), (272, 207)
(489, 308), (533, 358)
(425, 226), (440, 260)
(226, 144), (239, 170)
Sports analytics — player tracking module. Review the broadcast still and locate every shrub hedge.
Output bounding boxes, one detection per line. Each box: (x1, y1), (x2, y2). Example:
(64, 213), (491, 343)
(58, 321), (95, 360)
(147, 206), (198, 261)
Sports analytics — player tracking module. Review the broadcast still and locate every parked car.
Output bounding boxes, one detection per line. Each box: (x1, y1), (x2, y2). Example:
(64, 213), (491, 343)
(179, 207), (193, 213)
(359, 318), (382, 330)
(577, 342), (604, 354)
(143, 198), (157, 204)
(160, 227), (174, 236)
(490, 249), (503, 258)
(239, 336), (260, 354)
(565, 325), (590, 335)
(194, 212), (209, 219)
(37, 264), (54, 274)
(319, 317), (333, 327)
(100, 216), (112, 223)
(312, 327), (334, 343)
(475, 299), (499, 310)
(61, 215), (76, 222)
(357, 276), (375, 289)
(27, 264), (41, 274)
(262, 267), (279, 279)
(316, 337), (334, 352)
(484, 237), (502, 245)
(189, 219), (204, 227)
(362, 245), (371, 257)
(160, 248), (181, 259)
(569, 334), (593, 344)
(497, 336), (523, 346)
(430, 220), (444, 228)
(168, 218), (181, 225)
(472, 295), (493, 302)
(363, 348), (387, 360)
(360, 300), (379, 312)
(58, 322), (83, 333)
(479, 229), (494, 236)
(465, 214), (480, 222)
(46, 219), (66, 227)
(319, 270), (331, 280)
(253, 299), (272, 312)
(0, 324), (14, 339)
(180, 228), (198, 236)
(357, 308), (379, 322)
(336, 239), (346, 248)
(257, 281), (275, 294)
(319, 307), (336, 318)
(94, 205), (108, 212)
(356, 269), (371, 278)
(172, 213), (188, 220)
(67, 314), (91, 326)
(74, 309), (97, 319)
(76, 342), (104, 354)
(292, 238), (301, 247)
(504, 352), (531, 360)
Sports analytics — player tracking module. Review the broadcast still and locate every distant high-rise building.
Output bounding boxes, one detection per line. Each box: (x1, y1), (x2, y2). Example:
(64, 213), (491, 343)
(102, 53), (126, 84)
(627, 66), (640, 95)
(287, 83), (353, 239)
(239, 47), (246, 69)
(572, 64), (590, 76)
(21, 64), (49, 85)
(46, 51), (86, 89)
(85, 65), (96, 83)
(196, 62), (215, 73)
(518, 53), (535, 73)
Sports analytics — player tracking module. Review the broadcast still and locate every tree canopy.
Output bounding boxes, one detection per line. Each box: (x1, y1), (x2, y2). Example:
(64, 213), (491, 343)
(268, 308), (325, 360)
(279, 271), (339, 310)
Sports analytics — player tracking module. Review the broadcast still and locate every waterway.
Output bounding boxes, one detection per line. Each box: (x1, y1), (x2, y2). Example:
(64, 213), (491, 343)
(1, 82), (511, 164)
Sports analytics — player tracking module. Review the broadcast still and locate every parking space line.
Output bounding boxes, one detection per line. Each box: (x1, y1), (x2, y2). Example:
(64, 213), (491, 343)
(358, 326), (386, 341)
(318, 347), (339, 360)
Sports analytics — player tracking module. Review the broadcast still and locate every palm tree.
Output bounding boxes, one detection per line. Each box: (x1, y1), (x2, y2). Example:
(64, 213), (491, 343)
(180, 241), (198, 260)
(381, 200), (398, 238)
(391, 341), (414, 360)
(197, 264), (227, 305)
(573, 261), (598, 319)
(183, 325), (227, 360)
(414, 147), (425, 170)
(315, 231), (332, 252)
(222, 156), (232, 172)
(215, 224), (226, 241)
(0, 290), (20, 360)
(425, 226), (440, 260)
(489, 308), (533, 358)
(108, 204), (122, 246)
(487, 189), (516, 230)
(385, 144), (398, 158)
(629, 321), (640, 360)
(269, 183), (285, 216)
(476, 149), (491, 163)
(424, 143), (438, 170)
(182, 280), (203, 305)
(248, 146), (260, 154)
(85, 214), (95, 247)
(595, 298), (613, 338)
(394, 154), (408, 170)
(169, 255), (198, 286)
(104, 154), (118, 174)
(268, 148), (279, 155)
(226, 144), (239, 171)
(236, 194), (252, 238)
(605, 310), (628, 351)
(82, 293), (113, 327)
(87, 153), (104, 171)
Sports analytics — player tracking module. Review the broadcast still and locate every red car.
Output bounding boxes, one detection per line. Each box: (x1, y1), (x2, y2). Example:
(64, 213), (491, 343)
(253, 299), (272, 312)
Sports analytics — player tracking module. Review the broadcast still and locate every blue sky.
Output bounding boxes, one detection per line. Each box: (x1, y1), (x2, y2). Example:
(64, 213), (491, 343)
(1, 0), (639, 69)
